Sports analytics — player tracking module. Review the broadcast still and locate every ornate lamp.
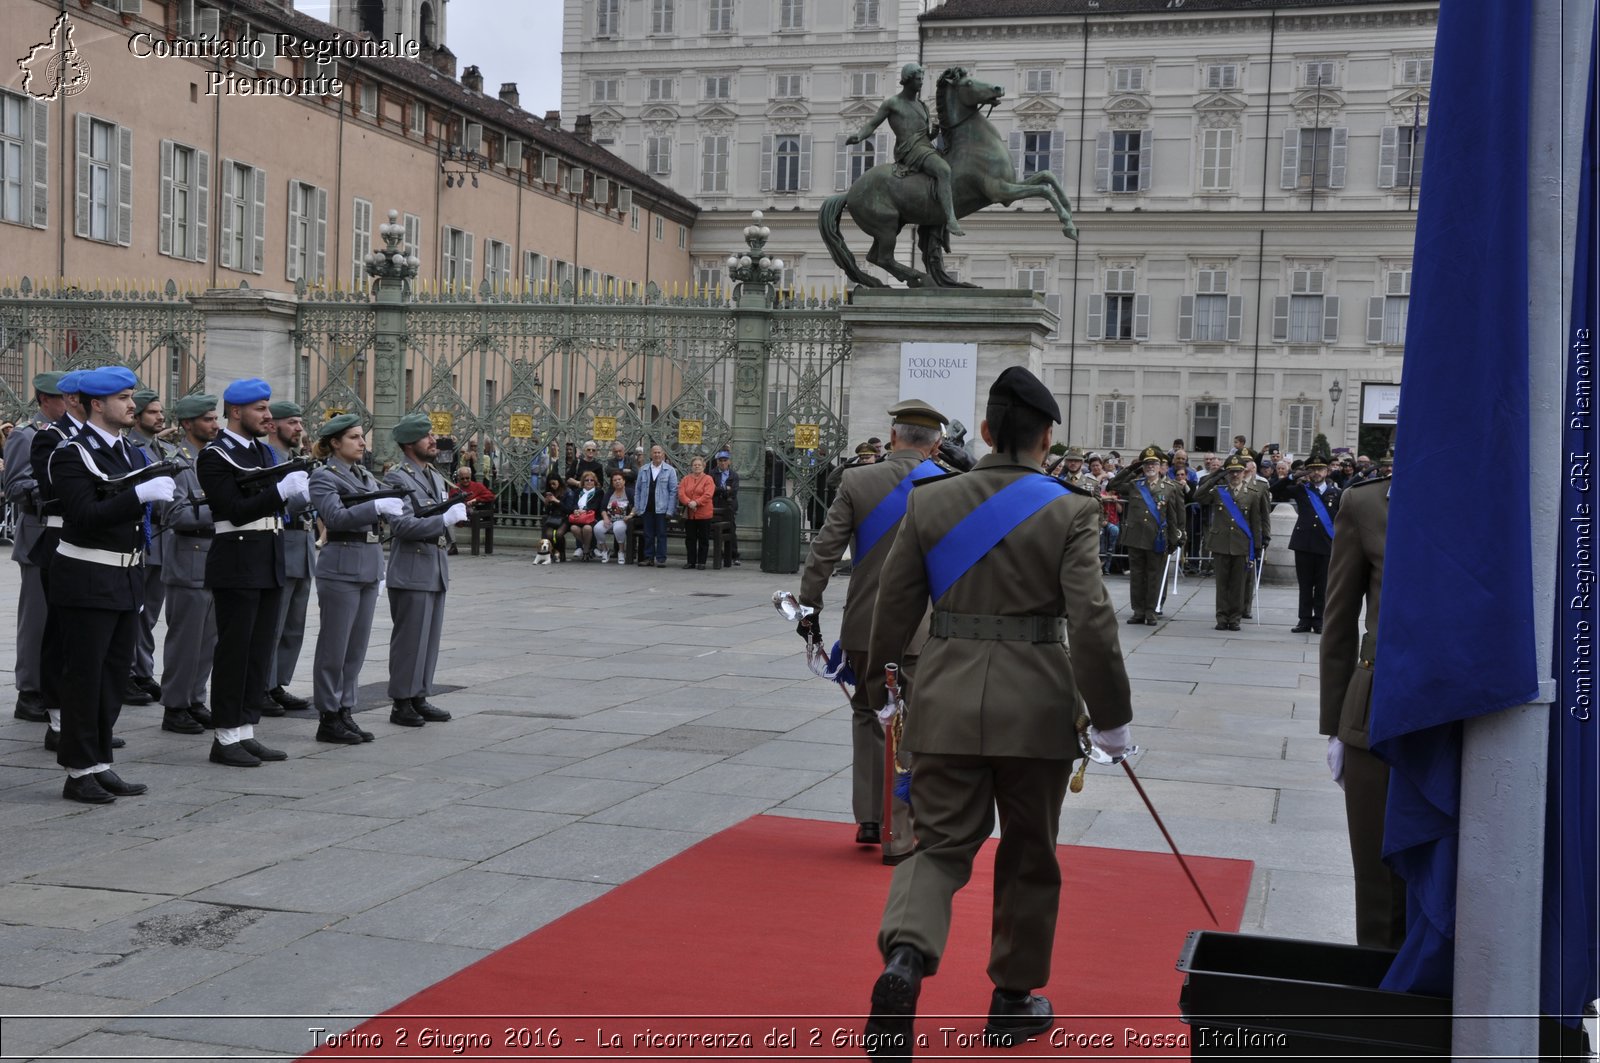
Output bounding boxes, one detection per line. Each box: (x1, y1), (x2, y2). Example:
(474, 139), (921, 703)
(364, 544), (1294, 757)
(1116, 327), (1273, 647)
(364, 209), (421, 291)
(726, 210), (784, 288)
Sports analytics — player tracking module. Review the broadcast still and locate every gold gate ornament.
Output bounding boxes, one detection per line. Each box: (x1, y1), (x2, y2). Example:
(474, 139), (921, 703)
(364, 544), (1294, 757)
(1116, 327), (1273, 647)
(678, 419), (703, 446)
(429, 411), (453, 436)
(508, 413), (535, 439)
(794, 423), (820, 450)
(592, 416), (618, 441)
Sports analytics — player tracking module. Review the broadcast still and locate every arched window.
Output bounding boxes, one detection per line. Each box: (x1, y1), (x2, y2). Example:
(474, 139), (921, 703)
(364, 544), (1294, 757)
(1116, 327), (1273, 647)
(420, 1), (436, 47)
(358, 0), (384, 37)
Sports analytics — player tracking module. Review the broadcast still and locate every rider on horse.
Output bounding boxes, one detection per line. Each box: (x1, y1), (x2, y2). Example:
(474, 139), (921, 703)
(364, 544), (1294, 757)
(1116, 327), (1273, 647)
(846, 63), (965, 237)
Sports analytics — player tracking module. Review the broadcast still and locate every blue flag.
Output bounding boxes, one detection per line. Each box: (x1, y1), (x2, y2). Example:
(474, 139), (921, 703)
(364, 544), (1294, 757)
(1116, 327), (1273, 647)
(1367, 2), (1541, 996)
(1545, 21), (1598, 1028)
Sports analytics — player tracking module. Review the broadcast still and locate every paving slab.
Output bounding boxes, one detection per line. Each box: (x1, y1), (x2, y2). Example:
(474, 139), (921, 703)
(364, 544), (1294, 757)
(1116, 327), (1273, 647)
(189, 848), (470, 914)
(0, 883), (170, 930)
(336, 869), (609, 949)
(340, 804), (575, 860)
(476, 822), (703, 883)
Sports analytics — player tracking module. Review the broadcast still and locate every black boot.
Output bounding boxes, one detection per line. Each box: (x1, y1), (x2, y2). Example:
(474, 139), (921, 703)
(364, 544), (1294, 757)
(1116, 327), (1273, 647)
(316, 710), (363, 744)
(270, 686), (311, 711)
(13, 691), (47, 722)
(411, 696), (451, 722)
(864, 945), (924, 1060)
(389, 699), (425, 727)
(340, 708), (374, 742)
(186, 703), (214, 729)
(983, 989), (1054, 1046)
(161, 707), (204, 734)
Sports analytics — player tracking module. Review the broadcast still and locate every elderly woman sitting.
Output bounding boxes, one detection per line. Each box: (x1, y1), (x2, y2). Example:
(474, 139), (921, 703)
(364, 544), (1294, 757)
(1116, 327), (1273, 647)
(453, 466), (496, 506)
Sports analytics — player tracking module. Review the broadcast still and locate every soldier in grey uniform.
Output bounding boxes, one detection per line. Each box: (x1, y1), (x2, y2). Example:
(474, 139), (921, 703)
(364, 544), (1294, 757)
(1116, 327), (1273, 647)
(799, 398), (949, 865)
(5, 372), (67, 723)
(1109, 445), (1186, 625)
(264, 400), (314, 713)
(1195, 454), (1270, 631)
(159, 394), (221, 735)
(384, 413), (467, 727)
(863, 368), (1134, 1052)
(127, 389), (174, 706)
(307, 414), (403, 744)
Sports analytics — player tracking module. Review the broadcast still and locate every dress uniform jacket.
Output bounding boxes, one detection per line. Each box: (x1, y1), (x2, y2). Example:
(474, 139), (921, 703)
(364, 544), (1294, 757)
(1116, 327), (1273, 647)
(868, 454), (1133, 758)
(1195, 472), (1271, 557)
(197, 432), (287, 589)
(1108, 467), (1186, 552)
(5, 421), (44, 564)
(6, 420), (48, 703)
(384, 459), (452, 593)
(128, 428), (174, 685)
(309, 459), (385, 713)
(1316, 475), (1404, 948)
(269, 443), (317, 582)
(161, 440), (213, 590)
(1270, 478), (1342, 555)
(159, 438), (218, 710)
(309, 460), (386, 584)
(25, 415), (82, 568)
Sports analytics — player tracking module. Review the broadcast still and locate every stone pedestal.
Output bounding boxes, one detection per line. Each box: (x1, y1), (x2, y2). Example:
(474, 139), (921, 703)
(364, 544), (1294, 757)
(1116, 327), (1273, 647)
(840, 289), (1057, 454)
(191, 288), (300, 402)
(1262, 504), (1298, 585)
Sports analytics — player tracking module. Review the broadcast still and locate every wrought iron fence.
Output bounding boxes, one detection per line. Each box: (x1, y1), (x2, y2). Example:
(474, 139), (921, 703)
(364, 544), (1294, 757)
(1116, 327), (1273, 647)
(0, 277), (207, 424)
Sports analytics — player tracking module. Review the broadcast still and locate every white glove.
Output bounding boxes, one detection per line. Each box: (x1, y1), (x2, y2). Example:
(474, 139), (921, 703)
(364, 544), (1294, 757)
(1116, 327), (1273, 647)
(1327, 736), (1346, 791)
(134, 477), (177, 504)
(374, 496), (405, 518)
(276, 470), (310, 501)
(1088, 723), (1131, 760)
(442, 503), (468, 526)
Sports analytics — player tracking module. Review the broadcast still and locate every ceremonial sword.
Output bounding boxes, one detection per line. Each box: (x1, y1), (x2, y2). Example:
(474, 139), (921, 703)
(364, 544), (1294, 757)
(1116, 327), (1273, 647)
(1076, 724), (1219, 925)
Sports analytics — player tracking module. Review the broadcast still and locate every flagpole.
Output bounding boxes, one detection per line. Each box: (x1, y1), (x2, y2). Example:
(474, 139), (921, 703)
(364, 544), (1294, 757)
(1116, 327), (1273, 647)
(1449, 2), (1590, 1058)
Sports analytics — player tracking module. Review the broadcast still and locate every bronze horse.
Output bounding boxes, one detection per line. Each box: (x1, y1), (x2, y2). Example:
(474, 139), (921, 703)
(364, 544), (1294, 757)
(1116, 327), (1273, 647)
(819, 67), (1078, 289)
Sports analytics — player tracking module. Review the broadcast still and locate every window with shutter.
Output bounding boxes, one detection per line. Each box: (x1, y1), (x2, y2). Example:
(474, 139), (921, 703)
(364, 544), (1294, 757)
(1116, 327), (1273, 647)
(1110, 131), (1144, 192)
(1023, 68), (1054, 95)
(1021, 131), (1054, 178)
(650, 0), (674, 33)
(1287, 269), (1325, 343)
(1111, 66), (1145, 93)
(780, 0), (805, 31)
(848, 71), (877, 98)
(1101, 400), (1128, 450)
(1102, 269), (1138, 341)
(645, 136), (672, 176)
(166, 145), (197, 260)
(704, 75), (732, 100)
(484, 239), (511, 288)
(1285, 404), (1316, 454)
(523, 251), (546, 290)
(351, 197), (372, 287)
(1302, 61), (1336, 87)
(1200, 128), (1233, 191)
(1400, 56), (1433, 85)
(1, 94), (31, 227)
(647, 78), (675, 101)
(1192, 402), (1228, 452)
(595, 0), (620, 37)
(403, 212), (420, 259)
(774, 73), (803, 99)
(78, 116), (115, 243)
(1395, 126), (1425, 189)
(411, 102), (427, 136)
(708, 0), (733, 32)
(774, 135), (803, 192)
(1294, 128), (1333, 189)
(359, 81), (377, 116)
(854, 0), (879, 26)
(701, 135), (729, 193)
(1204, 63), (1239, 91)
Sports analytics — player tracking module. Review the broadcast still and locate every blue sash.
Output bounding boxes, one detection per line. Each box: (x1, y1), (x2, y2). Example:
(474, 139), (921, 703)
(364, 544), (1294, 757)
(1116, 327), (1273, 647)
(1216, 486), (1256, 563)
(925, 474), (1069, 602)
(1304, 485), (1336, 540)
(854, 459), (943, 561)
(1136, 480), (1167, 554)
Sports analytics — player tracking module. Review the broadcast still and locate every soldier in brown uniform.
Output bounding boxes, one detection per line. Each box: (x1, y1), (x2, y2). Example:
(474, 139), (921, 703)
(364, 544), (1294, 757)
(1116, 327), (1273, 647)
(862, 367), (1133, 1055)
(1052, 447), (1097, 494)
(799, 398), (949, 864)
(1195, 454), (1270, 630)
(1108, 445), (1186, 625)
(1317, 461), (1405, 948)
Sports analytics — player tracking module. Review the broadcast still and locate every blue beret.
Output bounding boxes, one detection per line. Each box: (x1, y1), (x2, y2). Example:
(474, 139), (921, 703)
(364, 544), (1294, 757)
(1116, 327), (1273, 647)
(76, 365), (140, 398)
(223, 377), (272, 405)
(57, 370), (84, 394)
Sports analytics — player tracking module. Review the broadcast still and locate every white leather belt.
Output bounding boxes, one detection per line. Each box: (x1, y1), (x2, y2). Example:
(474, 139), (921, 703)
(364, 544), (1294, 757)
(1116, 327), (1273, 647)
(43, 515), (64, 528)
(215, 517), (282, 534)
(57, 541), (143, 568)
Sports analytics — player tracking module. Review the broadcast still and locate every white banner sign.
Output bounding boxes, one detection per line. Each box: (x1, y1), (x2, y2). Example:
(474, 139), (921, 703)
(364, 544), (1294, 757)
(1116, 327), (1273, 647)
(1360, 383), (1402, 425)
(899, 342), (978, 435)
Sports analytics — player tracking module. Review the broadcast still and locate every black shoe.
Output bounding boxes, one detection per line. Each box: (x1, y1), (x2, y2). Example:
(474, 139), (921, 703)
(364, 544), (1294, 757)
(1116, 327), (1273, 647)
(63, 774), (116, 804)
(187, 703), (214, 729)
(122, 680), (153, 706)
(983, 989), (1054, 1046)
(134, 676), (162, 700)
(1215, 621), (1229, 631)
(1127, 615), (1145, 625)
(269, 686), (311, 711)
(731, 559), (742, 567)
(1311, 623), (1323, 634)
(389, 699), (426, 727)
(681, 562), (695, 569)
(1227, 621), (1242, 631)
(96, 769), (148, 797)
(1291, 623), (1313, 633)
(1145, 617), (1159, 626)
(240, 737), (287, 761)
(13, 692), (47, 722)
(161, 707), (205, 734)
(316, 711), (364, 744)
(696, 563), (707, 570)
(254, 696), (285, 718)
(340, 708), (375, 742)
(209, 738), (261, 767)
(1241, 612), (1253, 620)
(111, 736), (124, 749)
(865, 945), (924, 1061)
(856, 822), (881, 845)
(411, 697), (451, 722)
(882, 849), (914, 867)
(43, 727), (59, 752)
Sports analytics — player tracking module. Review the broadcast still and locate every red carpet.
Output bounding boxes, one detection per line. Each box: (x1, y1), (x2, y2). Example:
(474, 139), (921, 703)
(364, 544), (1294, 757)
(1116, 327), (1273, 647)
(309, 815), (1252, 1060)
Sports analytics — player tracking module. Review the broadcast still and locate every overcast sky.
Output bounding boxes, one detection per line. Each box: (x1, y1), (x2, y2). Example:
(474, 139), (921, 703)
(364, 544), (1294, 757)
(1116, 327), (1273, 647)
(298, 1), (568, 114)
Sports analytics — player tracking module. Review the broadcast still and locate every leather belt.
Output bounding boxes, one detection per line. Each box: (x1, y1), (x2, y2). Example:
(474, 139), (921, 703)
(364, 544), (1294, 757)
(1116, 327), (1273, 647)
(327, 530), (381, 544)
(175, 528), (215, 539)
(57, 541), (143, 568)
(215, 517), (281, 534)
(929, 610), (1067, 643)
(42, 515), (65, 528)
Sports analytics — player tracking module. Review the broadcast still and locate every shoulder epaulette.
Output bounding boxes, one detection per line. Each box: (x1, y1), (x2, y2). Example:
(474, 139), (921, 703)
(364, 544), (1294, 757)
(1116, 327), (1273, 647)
(909, 469), (960, 488)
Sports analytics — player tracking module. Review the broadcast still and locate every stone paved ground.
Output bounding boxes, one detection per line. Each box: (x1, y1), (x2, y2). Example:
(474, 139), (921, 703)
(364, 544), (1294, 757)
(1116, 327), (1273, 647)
(0, 548), (1350, 1059)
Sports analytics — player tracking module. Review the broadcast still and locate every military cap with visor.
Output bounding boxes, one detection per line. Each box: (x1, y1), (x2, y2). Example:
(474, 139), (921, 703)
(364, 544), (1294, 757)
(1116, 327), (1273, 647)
(1222, 454), (1248, 472)
(886, 398), (949, 430)
(1138, 445), (1165, 464)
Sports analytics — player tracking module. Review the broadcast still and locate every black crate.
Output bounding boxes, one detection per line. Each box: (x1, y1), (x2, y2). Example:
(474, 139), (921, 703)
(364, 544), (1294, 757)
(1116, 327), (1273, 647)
(1175, 930), (1590, 1059)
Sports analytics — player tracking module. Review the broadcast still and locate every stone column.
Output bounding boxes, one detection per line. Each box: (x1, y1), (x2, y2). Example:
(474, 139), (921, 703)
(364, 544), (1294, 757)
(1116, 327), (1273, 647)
(191, 288), (299, 403)
(839, 289), (1056, 456)
(731, 287), (771, 561)
(368, 276), (406, 468)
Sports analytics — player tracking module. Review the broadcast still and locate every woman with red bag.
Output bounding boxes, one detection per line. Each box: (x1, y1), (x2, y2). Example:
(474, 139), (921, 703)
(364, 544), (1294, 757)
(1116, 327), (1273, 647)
(566, 470), (605, 561)
(677, 455), (716, 570)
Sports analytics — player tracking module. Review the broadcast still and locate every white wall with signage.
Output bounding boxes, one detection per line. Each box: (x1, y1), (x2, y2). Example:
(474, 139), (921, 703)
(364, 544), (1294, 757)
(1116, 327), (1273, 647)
(900, 341), (978, 451)
(1361, 383), (1402, 425)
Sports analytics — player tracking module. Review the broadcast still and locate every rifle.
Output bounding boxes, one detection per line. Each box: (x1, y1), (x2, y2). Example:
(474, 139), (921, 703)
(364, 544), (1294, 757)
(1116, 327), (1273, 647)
(411, 491), (471, 519)
(94, 460), (183, 499)
(235, 456), (314, 493)
(340, 486), (409, 505)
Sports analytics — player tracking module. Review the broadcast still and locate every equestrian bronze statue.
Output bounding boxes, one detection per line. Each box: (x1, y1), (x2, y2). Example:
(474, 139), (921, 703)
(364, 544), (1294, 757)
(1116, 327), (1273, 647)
(820, 65), (1078, 289)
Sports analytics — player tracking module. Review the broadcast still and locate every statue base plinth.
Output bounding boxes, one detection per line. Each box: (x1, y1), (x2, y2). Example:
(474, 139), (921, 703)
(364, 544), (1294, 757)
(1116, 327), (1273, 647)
(841, 289), (1058, 458)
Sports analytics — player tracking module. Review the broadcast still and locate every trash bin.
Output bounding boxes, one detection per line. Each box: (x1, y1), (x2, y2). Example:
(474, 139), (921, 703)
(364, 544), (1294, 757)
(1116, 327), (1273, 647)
(1175, 930), (1589, 1058)
(761, 497), (801, 574)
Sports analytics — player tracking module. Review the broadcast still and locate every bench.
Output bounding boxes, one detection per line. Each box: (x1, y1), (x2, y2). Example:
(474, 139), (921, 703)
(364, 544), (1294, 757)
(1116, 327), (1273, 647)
(626, 516), (735, 569)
